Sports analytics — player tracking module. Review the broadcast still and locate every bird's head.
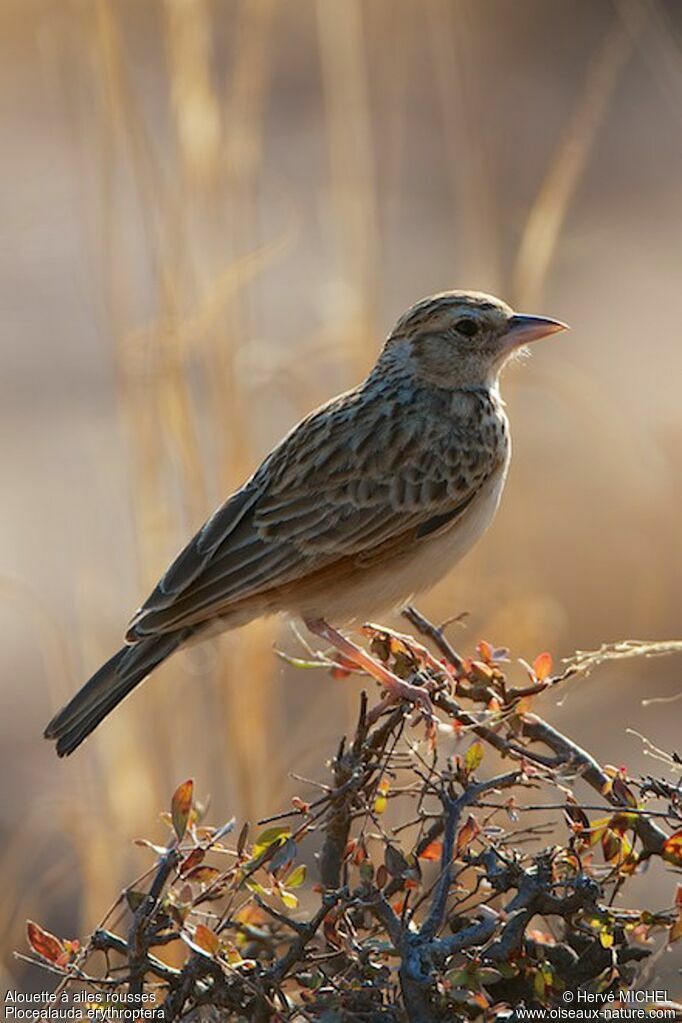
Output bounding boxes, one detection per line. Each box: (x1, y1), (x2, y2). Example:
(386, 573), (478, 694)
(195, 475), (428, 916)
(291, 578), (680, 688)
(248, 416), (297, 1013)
(384, 290), (567, 389)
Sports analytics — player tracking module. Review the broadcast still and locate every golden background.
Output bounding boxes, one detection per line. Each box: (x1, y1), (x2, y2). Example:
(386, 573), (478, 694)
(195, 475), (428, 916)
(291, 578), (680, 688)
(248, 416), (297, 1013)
(1, 0), (681, 992)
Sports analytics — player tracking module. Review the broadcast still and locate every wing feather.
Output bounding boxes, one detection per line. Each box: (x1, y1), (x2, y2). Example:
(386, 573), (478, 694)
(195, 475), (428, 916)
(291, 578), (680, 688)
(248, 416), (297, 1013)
(128, 384), (502, 639)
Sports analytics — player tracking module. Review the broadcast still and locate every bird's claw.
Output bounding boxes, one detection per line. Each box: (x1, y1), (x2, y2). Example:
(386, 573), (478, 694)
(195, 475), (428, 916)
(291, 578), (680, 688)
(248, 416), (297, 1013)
(382, 676), (434, 721)
(304, 616), (436, 729)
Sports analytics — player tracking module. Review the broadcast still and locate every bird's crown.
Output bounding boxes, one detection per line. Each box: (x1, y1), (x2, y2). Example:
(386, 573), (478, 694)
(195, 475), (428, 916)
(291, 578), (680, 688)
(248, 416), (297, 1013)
(389, 290), (512, 343)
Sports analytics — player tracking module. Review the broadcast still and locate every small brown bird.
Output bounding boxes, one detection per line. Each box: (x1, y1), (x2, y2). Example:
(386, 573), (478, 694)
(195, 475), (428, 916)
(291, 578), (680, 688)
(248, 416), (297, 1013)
(45, 291), (566, 755)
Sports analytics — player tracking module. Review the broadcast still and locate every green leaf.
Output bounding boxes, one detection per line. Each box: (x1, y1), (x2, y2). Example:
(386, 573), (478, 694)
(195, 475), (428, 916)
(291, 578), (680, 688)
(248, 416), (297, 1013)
(385, 844), (409, 878)
(251, 826), (291, 860)
(476, 967), (503, 984)
(359, 860), (375, 884)
(285, 864), (306, 889)
(464, 741), (484, 773)
(125, 889), (147, 912)
(534, 969), (546, 998)
(445, 969), (471, 987)
(245, 878), (271, 897)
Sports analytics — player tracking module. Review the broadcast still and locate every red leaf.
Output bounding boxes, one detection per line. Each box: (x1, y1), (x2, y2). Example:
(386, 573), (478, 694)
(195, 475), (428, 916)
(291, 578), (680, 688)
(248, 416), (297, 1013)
(172, 779), (194, 842)
(180, 847), (205, 875)
(323, 912), (342, 949)
(27, 921), (65, 964)
(184, 865), (221, 885)
(330, 653), (358, 679)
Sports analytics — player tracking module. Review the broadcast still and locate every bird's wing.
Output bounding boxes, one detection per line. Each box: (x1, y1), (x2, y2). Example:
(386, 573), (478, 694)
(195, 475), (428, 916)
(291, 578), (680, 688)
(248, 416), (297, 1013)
(127, 389), (501, 638)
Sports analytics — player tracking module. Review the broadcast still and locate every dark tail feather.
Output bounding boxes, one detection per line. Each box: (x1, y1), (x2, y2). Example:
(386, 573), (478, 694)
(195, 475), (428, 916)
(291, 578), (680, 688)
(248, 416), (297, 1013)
(44, 629), (192, 756)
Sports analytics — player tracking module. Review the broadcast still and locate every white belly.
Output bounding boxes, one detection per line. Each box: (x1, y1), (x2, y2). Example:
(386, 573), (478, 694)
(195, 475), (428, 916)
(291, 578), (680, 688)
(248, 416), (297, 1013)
(286, 459), (509, 625)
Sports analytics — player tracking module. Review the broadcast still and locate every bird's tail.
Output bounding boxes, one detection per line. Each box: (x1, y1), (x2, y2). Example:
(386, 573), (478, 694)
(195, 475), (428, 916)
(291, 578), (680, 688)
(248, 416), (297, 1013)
(44, 629), (192, 757)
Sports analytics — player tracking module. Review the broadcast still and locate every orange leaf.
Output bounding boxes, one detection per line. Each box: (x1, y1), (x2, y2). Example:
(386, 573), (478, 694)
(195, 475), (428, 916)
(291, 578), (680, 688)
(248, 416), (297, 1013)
(193, 924), (220, 956)
(601, 828), (622, 863)
(172, 779), (194, 842)
(612, 775), (638, 808)
(469, 660), (495, 683)
(663, 830), (682, 867)
(352, 841), (367, 866)
(419, 841), (443, 862)
(532, 652), (553, 682)
(236, 904), (266, 926)
(455, 815), (480, 857)
(27, 921), (65, 964)
(477, 639), (494, 663)
(374, 777), (390, 814)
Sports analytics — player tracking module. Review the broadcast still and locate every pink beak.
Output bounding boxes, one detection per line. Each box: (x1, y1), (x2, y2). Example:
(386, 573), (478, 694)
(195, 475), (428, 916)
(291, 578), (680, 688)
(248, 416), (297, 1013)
(504, 313), (568, 349)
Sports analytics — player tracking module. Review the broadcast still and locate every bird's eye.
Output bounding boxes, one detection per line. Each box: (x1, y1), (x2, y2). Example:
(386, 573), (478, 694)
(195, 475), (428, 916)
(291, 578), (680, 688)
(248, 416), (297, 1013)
(456, 317), (479, 338)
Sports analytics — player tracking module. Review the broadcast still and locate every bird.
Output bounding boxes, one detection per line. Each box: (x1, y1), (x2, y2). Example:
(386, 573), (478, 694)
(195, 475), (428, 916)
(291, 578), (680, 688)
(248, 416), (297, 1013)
(44, 290), (566, 755)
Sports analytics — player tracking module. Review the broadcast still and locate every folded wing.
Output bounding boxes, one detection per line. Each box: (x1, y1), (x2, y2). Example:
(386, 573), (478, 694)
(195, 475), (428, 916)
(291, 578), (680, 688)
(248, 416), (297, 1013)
(127, 388), (500, 639)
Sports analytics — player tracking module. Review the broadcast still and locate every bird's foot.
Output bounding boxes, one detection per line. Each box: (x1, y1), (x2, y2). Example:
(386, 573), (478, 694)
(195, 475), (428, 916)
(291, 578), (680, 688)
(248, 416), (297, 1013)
(368, 675), (435, 727)
(304, 617), (435, 725)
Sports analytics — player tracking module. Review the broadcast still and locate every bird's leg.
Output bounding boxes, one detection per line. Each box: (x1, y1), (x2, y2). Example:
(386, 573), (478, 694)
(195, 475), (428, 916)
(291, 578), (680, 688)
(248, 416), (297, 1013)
(304, 617), (434, 722)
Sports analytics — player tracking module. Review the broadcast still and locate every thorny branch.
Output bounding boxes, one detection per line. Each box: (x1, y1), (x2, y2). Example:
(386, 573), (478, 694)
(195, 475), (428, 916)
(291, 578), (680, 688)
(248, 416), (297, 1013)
(22, 610), (682, 1021)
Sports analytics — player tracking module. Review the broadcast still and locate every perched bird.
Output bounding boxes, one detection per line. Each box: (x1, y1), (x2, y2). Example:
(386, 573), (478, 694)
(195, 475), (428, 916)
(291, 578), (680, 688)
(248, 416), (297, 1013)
(45, 291), (566, 755)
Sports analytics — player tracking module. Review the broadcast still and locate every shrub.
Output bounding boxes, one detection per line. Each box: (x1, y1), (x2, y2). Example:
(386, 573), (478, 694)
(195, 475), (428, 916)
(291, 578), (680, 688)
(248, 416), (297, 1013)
(22, 610), (682, 1021)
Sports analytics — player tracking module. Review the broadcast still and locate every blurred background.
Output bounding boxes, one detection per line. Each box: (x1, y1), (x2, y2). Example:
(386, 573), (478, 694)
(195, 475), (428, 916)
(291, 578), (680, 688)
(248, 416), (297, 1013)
(2, 0), (682, 993)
